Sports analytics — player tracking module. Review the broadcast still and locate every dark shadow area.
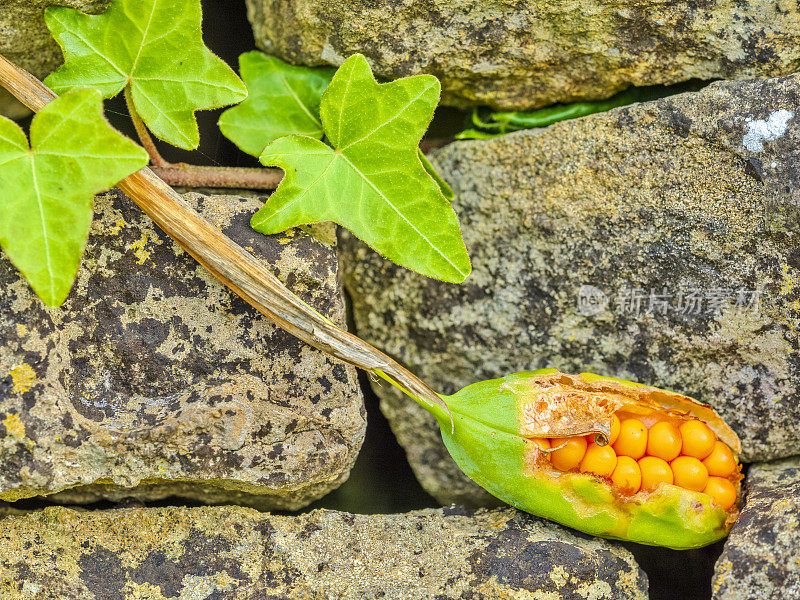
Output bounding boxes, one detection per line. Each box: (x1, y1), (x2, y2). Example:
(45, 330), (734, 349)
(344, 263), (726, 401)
(302, 370), (440, 515)
(302, 283), (439, 515)
(622, 539), (725, 600)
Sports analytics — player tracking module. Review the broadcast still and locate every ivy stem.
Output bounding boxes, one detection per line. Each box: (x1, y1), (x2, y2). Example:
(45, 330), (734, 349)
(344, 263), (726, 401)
(122, 85), (283, 190)
(149, 163), (283, 190)
(123, 85), (168, 168)
(0, 53), (452, 425)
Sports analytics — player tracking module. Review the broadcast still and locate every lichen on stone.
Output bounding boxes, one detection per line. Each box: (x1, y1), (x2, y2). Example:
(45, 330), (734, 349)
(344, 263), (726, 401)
(0, 505), (648, 599)
(245, 0), (800, 110)
(0, 190), (365, 510)
(0, 0), (111, 117)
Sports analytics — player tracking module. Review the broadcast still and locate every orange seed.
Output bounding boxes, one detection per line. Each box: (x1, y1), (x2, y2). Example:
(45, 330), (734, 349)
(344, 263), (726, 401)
(679, 420), (716, 459)
(550, 436), (588, 471)
(702, 441), (737, 477)
(611, 456), (642, 494)
(530, 438), (551, 451)
(613, 418), (648, 459)
(647, 421), (682, 461)
(703, 476), (737, 510)
(580, 443), (618, 478)
(639, 456), (674, 491)
(671, 456), (709, 492)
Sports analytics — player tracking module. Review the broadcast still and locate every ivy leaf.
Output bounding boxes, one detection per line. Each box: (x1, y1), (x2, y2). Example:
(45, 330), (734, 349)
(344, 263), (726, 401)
(0, 89), (148, 306)
(43, 0), (247, 150)
(218, 52), (335, 157)
(219, 52), (454, 202)
(254, 54), (471, 283)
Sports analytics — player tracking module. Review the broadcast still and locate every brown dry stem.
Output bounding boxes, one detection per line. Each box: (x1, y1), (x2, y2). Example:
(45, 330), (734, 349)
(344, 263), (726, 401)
(123, 84), (283, 190)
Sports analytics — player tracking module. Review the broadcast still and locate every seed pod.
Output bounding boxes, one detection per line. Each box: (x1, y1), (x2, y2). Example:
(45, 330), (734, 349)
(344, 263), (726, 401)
(430, 369), (742, 549)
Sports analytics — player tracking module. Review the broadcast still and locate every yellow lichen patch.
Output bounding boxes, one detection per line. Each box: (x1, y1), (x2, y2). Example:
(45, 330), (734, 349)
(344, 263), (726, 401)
(128, 232), (151, 265)
(2, 414), (25, 440)
(10, 363), (36, 393)
(110, 218), (126, 235)
(15, 324), (27, 337)
(548, 565), (569, 587)
(127, 231), (162, 265)
(278, 228), (297, 245)
(780, 263), (796, 296)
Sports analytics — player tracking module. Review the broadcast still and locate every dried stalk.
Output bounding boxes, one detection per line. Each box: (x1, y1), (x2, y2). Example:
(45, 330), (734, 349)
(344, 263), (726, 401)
(0, 53), (451, 421)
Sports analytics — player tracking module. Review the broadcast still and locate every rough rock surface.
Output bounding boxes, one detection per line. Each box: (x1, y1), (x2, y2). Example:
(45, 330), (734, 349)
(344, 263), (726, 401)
(0, 505), (648, 599)
(0, 189), (364, 509)
(246, 0), (800, 110)
(712, 457), (800, 600)
(0, 1), (110, 117)
(342, 74), (800, 504)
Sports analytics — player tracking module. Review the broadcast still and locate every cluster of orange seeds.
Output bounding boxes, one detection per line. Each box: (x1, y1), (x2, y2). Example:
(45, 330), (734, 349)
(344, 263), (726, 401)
(531, 413), (739, 510)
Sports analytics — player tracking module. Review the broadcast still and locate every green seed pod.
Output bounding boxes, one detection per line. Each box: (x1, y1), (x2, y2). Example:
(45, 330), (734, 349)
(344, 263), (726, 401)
(425, 369), (742, 549)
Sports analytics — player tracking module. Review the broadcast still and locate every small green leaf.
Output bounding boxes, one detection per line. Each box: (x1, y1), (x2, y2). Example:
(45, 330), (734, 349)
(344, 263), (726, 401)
(254, 54), (471, 283)
(454, 128), (505, 140)
(218, 52), (335, 157)
(44, 0), (247, 150)
(0, 90), (148, 306)
(418, 148), (454, 202)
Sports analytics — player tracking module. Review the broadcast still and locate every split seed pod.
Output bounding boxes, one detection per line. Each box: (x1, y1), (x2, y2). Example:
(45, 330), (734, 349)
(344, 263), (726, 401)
(429, 369), (742, 549)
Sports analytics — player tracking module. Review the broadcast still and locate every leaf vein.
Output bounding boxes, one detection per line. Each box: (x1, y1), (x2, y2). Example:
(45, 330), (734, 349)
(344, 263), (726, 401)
(134, 76), (241, 93)
(130, 0), (159, 73)
(34, 94), (94, 148)
(134, 85), (192, 147)
(53, 14), (127, 79)
(259, 154), (337, 224)
(272, 64), (322, 129)
(339, 84), (434, 151)
(29, 157), (56, 302)
(339, 154), (465, 277)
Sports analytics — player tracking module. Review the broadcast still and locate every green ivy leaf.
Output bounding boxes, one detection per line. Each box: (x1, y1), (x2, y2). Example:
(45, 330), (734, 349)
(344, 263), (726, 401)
(219, 53), (455, 203)
(0, 89), (148, 306)
(218, 52), (335, 157)
(254, 54), (471, 283)
(43, 0), (247, 150)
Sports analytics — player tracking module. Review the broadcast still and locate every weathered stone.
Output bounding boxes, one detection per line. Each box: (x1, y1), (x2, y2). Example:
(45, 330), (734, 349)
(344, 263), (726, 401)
(0, 504), (648, 599)
(246, 0), (800, 110)
(712, 457), (800, 600)
(342, 74), (800, 504)
(0, 1), (110, 116)
(0, 189), (365, 509)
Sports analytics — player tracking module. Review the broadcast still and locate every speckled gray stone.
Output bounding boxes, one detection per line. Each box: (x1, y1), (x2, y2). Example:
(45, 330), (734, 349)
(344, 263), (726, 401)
(0, 189), (365, 509)
(246, 0), (800, 110)
(712, 457), (800, 600)
(0, 1), (110, 117)
(0, 505), (648, 599)
(341, 74), (800, 505)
